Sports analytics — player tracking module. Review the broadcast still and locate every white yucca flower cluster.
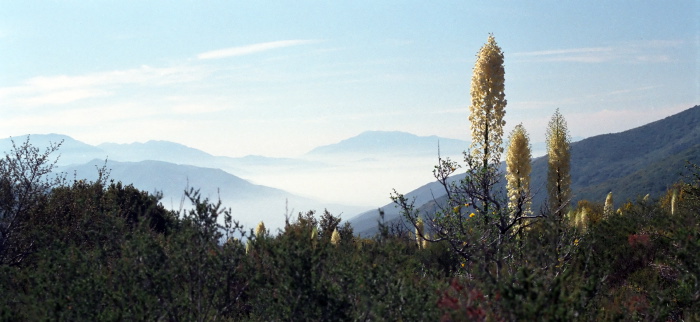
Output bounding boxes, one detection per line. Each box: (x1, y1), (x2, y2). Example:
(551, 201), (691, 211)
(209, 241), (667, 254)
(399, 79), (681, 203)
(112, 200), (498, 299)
(469, 34), (507, 166)
(255, 221), (266, 238)
(506, 123), (532, 216)
(604, 192), (614, 218)
(546, 109), (572, 217)
(414, 218), (429, 249)
(330, 229), (341, 246)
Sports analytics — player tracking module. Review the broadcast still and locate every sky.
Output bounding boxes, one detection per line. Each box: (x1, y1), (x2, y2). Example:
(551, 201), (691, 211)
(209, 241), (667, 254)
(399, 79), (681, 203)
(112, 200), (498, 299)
(1, 1), (698, 158)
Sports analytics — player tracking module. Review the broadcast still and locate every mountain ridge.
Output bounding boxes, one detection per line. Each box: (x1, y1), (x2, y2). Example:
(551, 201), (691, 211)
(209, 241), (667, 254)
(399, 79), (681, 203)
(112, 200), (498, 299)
(349, 105), (700, 236)
(305, 130), (469, 158)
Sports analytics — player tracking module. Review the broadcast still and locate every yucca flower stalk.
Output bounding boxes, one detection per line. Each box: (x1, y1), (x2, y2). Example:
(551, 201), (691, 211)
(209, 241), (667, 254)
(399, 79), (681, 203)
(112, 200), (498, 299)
(469, 34), (507, 167)
(255, 221), (266, 238)
(578, 208), (588, 232)
(330, 228), (341, 246)
(604, 192), (614, 218)
(671, 189), (677, 215)
(546, 109), (572, 218)
(310, 226), (318, 241)
(506, 123), (532, 217)
(467, 34), (508, 227)
(415, 218), (425, 249)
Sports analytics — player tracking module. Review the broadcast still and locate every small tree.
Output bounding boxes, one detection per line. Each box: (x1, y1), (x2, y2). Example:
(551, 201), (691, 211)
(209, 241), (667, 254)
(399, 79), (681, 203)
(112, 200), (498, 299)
(0, 136), (63, 266)
(546, 109), (572, 218)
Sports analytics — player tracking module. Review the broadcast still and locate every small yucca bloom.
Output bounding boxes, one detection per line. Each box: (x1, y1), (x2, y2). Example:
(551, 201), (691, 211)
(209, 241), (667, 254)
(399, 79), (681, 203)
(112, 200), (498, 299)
(415, 218), (425, 248)
(579, 208), (588, 232)
(671, 189), (677, 215)
(422, 233), (430, 249)
(506, 123), (532, 216)
(604, 192), (614, 218)
(330, 229), (341, 245)
(255, 221), (266, 238)
(310, 226), (318, 241)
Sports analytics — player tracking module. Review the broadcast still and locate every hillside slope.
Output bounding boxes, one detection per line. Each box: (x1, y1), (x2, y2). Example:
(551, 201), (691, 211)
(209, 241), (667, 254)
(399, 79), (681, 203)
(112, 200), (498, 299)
(350, 105), (700, 236)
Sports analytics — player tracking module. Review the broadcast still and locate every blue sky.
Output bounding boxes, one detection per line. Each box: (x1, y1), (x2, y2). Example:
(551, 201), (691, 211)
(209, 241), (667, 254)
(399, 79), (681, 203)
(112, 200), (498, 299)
(1, 1), (697, 157)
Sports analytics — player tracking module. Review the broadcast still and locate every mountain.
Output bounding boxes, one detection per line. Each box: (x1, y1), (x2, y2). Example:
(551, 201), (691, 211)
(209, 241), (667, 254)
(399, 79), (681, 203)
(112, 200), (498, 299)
(305, 131), (469, 159)
(98, 140), (216, 164)
(97, 141), (327, 176)
(0, 134), (108, 166)
(0, 135), (327, 179)
(564, 105), (700, 202)
(349, 105), (700, 236)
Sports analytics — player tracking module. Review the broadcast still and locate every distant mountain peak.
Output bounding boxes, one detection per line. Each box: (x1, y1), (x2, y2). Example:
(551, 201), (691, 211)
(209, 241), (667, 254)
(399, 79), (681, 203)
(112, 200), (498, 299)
(305, 131), (469, 157)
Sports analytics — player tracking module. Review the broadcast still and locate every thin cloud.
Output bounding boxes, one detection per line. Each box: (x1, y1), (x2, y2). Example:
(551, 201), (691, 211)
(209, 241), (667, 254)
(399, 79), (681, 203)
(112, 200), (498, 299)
(607, 85), (659, 96)
(514, 47), (612, 57)
(513, 40), (685, 64)
(513, 47), (615, 63)
(197, 40), (321, 60)
(0, 65), (205, 106)
(18, 89), (111, 106)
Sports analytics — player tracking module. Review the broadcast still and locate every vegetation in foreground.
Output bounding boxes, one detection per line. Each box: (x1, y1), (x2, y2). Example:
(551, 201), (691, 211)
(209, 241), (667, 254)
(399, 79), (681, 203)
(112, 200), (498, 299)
(0, 138), (698, 321)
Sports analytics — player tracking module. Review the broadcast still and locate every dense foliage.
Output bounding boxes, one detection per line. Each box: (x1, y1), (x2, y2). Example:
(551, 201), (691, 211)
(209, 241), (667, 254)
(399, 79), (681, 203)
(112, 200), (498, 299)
(0, 136), (698, 320)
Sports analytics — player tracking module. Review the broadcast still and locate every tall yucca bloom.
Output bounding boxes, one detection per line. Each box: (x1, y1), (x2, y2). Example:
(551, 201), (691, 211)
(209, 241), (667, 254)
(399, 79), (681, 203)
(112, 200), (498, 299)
(415, 218), (425, 249)
(604, 192), (614, 218)
(546, 109), (572, 218)
(330, 228), (341, 245)
(506, 123), (532, 216)
(255, 221), (266, 238)
(469, 34), (507, 166)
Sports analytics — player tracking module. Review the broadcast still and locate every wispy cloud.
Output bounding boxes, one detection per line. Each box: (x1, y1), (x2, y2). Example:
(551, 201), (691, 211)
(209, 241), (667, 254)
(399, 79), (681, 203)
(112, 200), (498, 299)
(513, 47), (616, 63)
(513, 39), (685, 64)
(606, 85), (659, 96)
(0, 65), (206, 106)
(197, 40), (320, 60)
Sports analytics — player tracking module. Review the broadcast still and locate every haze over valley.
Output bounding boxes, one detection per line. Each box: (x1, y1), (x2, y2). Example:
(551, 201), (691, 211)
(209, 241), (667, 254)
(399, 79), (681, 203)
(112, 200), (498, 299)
(0, 130), (471, 230)
(2, 104), (697, 232)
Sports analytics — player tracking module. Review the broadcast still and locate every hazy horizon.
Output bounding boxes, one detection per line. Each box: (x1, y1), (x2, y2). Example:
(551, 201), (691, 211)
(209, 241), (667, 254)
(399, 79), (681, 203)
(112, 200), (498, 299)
(1, 2), (697, 158)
